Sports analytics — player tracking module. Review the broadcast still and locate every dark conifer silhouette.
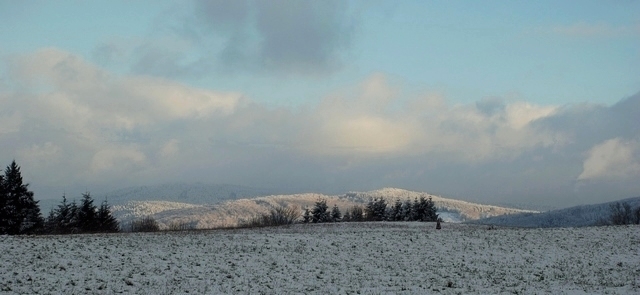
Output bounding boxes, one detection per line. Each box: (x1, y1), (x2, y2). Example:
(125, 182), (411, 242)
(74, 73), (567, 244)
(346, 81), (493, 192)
(97, 199), (119, 232)
(78, 192), (98, 232)
(331, 204), (342, 222)
(45, 193), (119, 234)
(0, 161), (43, 234)
(302, 207), (312, 223)
(311, 198), (330, 223)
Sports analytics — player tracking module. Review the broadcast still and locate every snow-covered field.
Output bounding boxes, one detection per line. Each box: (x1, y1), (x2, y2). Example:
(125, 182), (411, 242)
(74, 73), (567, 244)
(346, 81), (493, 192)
(1, 223), (638, 294)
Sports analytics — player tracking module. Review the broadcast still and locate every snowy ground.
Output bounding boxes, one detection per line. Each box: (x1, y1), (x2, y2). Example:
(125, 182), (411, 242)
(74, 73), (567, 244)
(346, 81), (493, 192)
(1, 223), (638, 294)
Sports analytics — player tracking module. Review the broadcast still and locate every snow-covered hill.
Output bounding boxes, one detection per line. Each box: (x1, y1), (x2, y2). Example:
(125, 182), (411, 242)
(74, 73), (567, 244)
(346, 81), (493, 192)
(38, 182), (277, 214)
(469, 196), (640, 228)
(110, 187), (536, 229)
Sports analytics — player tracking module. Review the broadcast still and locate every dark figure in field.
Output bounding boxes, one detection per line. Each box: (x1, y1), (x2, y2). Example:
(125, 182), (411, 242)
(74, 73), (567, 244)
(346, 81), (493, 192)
(436, 219), (441, 230)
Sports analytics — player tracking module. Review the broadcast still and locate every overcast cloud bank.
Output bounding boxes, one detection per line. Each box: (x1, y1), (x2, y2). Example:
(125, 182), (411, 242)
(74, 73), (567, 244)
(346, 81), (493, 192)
(1, 48), (638, 208)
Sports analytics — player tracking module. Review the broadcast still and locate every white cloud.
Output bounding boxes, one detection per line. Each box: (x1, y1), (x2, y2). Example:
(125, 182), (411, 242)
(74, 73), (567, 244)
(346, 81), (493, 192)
(17, 142), (62, 166)
(90, 146), (147, 174)
(159, 139), (180, 158)
(297, 74), (562, 162)
(3, 48), (639, 207)
(577, 138), (640, 181)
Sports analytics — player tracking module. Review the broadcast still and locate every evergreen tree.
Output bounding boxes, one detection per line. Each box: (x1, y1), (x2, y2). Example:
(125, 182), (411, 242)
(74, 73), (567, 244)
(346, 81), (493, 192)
(365, 199), (375, 221)
(331, 204), (342, 222)
(412, 197), (421, 221)
(77, 193), (98, 232)
(401, 199), (412, 221)
(311, 198), (330, 223)
(68, 199), (79, 233)
(0, 174), (8, 233)
(365, 198), (387, 221)
(342, 210), (351, 222)
(374, 198), (387, 221)
(384, 207), (394, 221)
(0, 161), (43, 234)
(53, 195), (74, 234)
(349, 205), (364, 221)
(302, 207), (311, 223)
(392, 199), (403, 221)
(44, 208), (58, 233)
(424, 197), (438, 222)
(96, 199), (119, 232)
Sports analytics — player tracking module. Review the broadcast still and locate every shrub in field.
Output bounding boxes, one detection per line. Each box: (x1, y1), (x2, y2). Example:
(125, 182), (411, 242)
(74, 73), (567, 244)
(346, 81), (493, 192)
(167, 221), (196, 231)
(239, 205), (301, 228)
(129, 216), (160, 232)
(270, 205), (301, 225)
(608, 202), (640, 225)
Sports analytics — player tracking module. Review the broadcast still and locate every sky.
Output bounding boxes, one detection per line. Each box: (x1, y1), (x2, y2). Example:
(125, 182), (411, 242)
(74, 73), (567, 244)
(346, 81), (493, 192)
(1, 0), (639, 209)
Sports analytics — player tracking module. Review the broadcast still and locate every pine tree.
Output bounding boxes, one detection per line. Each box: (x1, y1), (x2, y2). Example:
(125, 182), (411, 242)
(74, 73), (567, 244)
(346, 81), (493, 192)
(349, 205), (364, 221)
(44, 208), (58, 234)
(392, 199), (403, 221)
(68, 199), (80, 233)
(342, 210), (351, 222)
(412, 198), (421, 221)
(302, 207), (311, 223)
(78, 193), (98, 232)
(0, 174), (8, 234)
(374, 198), (387, 221)
(311, 198), (330, 223)
(425, 197), (438, 222)
(401, 199), (412, 221)
(0, 161), (43, 234)
(53, 195), (74, 234)
(365, 199), (375, 221)
(365, 198), (387, 221)
(331, 204), (342, 222)
(97, 199), (119, 232)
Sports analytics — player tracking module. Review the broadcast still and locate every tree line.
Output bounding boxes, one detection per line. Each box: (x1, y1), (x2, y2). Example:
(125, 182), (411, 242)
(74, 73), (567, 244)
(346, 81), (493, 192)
(606, 202), (640, 225)
(0, 160), (119, 235)
(302, 196), (440, 223)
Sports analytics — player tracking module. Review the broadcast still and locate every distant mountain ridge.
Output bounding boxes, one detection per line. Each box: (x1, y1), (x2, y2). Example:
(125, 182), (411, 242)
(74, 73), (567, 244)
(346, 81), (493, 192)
(102, 182), (277, 204)
(37, 182), (278, 214)
(108, 186), (536, 229)
(469, 196), (640, 228)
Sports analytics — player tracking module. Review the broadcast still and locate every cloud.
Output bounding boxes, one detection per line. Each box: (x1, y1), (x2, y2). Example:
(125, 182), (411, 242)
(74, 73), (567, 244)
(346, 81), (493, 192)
(251, 0), (353, 74)
(577, 138), (640, 181)
(2, 48), (243, 185)
(2, 48), (640, 207)
(122, 0), (356, 77)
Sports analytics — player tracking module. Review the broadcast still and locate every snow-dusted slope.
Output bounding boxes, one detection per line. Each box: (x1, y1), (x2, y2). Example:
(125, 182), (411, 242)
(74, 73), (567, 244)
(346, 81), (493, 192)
(3, 223), (638, 294)
(111, 187), (535, 229)
(345, 188), (537, 220)
(38, 183), (277, 214)
(470, 196), (640, 228)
